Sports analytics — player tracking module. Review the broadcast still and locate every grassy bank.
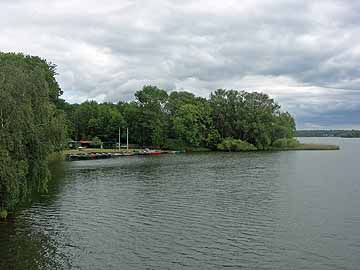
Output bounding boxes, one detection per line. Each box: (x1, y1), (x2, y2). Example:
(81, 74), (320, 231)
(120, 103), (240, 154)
(271, 143), (340, 151)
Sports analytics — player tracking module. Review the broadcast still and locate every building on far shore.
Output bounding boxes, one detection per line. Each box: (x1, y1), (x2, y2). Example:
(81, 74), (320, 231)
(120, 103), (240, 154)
(68, 140), (115, 149)
(67, 140), (94, 149)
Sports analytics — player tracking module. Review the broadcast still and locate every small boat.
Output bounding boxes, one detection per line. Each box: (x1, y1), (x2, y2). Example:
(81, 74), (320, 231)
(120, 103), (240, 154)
(148, 151), (161, 155)
(112, 152), (136, 157)
(121, 152), (136, 156)
(138, 149), (162, 156)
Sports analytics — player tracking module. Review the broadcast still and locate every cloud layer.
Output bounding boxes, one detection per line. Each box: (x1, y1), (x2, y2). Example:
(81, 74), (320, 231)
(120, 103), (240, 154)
(1, 0), (360, 128)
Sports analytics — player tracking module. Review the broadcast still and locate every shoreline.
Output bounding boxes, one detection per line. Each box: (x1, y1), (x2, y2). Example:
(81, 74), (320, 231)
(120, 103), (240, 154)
(61, 143), (339, 161)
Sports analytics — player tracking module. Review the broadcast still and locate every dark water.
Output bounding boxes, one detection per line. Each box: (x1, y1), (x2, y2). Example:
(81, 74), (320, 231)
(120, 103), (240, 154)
(1, 138), (360, 270)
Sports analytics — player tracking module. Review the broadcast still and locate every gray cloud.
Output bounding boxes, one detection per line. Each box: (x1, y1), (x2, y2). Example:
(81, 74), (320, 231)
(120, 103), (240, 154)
(1, 0), (360, 128)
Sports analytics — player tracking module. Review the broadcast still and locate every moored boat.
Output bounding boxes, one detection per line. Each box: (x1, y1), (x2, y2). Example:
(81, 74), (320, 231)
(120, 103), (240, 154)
(138, 149), (162, 155)
(148, 151), (161, 155)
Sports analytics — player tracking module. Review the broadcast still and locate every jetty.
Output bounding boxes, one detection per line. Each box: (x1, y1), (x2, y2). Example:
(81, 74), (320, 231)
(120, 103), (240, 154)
(65, 149), (183, 161)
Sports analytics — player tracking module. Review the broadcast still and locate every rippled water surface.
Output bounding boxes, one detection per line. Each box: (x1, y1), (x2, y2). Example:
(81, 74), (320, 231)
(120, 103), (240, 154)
(1, 138), (360, 269)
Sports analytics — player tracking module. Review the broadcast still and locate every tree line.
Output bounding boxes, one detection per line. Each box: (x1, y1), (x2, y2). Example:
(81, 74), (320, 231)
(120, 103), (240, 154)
(60, 85), (296, 150)
(296, 129), (360, 138)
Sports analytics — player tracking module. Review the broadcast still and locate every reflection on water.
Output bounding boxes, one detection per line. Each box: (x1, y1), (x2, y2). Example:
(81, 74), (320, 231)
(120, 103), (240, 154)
(1, 138), (360, 269)
(0, 162), (67, 270)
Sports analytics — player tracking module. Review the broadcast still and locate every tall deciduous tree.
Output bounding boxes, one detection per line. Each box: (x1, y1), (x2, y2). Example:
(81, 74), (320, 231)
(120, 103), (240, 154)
(135, 85), (168, 147)
(0, 52), (65, 211)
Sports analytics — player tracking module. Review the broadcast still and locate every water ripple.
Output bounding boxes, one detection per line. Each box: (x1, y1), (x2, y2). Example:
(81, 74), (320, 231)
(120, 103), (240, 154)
(1, 144), (360, 269)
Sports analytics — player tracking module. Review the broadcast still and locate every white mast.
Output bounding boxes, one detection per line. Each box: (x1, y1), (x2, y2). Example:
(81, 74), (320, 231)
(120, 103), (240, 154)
(118, 127), (121, 151)
(126, 128), (129, 152)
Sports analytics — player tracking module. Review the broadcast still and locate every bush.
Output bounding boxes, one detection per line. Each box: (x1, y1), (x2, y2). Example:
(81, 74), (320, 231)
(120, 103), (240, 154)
(206, 129), (222, 150)
(217, 138), (257, 152)
(0, 209), (8, 219)
(91, 136), (103, 148)
(272, 138), (300, 148)
(162, 139), (188, 150)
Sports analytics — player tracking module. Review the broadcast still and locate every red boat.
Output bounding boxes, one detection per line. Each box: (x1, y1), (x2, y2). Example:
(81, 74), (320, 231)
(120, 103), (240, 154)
(138, 149), (162, 156)
(148, 151), (161, 155)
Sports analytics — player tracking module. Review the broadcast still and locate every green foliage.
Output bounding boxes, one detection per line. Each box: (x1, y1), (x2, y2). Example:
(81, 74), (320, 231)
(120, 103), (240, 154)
(91, 136), (103, 148)
(166, 91), (198, 116)
(135, 86), (168, 146)
(0, 52), (65, 211)
(0, 209), (7, 219)
(209, 89), (295, 149)
(272, 138), (300, 148)
(272, 112), (296, 141)
(67, 101), (124, 142)
(172, 103), (211, 147)
(162, 139), (188, 150)
(205, 129), (221, 150)
(217, 138), (257, 152)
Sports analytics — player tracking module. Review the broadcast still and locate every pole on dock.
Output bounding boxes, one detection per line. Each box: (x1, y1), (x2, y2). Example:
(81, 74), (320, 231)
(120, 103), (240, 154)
(126, 128), (129, 152)
(118, 127), (121, 151)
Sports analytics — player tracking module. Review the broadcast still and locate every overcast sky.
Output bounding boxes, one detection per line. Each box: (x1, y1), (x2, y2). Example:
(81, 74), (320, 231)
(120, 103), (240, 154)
(1, 0), (360, 129)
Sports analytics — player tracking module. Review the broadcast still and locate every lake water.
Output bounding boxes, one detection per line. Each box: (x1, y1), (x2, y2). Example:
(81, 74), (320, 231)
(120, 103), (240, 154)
(1, 138), (360, 269)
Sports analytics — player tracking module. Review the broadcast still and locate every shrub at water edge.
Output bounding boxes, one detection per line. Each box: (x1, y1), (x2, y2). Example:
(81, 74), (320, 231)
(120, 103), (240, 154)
(272, 138), (300, 148)
(217, 138), (257, 152)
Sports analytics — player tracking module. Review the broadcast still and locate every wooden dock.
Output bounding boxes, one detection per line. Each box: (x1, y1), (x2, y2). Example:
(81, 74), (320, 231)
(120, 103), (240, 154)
(65, 150), (183, 161)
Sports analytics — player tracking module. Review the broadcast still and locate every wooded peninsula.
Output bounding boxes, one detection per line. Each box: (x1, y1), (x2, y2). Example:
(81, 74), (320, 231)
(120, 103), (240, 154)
(0, 52), (338, 215)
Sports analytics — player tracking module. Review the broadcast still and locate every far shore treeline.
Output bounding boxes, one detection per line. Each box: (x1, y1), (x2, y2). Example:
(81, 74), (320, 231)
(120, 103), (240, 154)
(0, 52), (296, 213)
(296, 130), (360, 138)
(61, 86), (296, 151)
